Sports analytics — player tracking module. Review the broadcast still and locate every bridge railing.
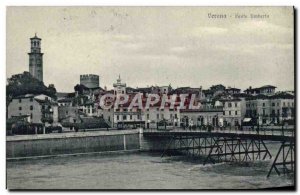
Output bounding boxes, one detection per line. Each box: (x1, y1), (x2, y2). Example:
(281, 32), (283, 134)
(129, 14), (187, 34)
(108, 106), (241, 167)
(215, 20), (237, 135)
(143, 126), (295, 137)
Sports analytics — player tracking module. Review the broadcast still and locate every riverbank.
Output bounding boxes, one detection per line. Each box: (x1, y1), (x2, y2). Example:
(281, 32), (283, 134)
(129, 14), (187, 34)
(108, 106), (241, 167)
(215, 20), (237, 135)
(7, 130), (140, 159)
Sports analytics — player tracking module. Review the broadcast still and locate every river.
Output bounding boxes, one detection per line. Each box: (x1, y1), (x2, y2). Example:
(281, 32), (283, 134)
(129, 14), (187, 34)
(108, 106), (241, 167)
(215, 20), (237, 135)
(6, 142), (294, 190)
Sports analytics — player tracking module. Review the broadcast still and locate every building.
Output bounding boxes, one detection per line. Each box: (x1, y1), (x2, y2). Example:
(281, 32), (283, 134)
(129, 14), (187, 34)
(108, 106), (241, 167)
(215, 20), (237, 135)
(245, 92), (294, 125)
(225, 87), (241, 95)
(244, 85), (276, 96)
(114, 106), (144, 129)
(80, 74), (100, 89)
(28, 34), (43, 82)
(171, 87), (205, 101)
(144, 104), (179, 129)
(57, 98), (73, 107)
(7, 94), (58, 125)
(158, 86), (171, 94)
(179, 106), (224, 128)
(113, 75), (126, 95)
(221, 98), (246, 127)
(58, 105), (80, 124)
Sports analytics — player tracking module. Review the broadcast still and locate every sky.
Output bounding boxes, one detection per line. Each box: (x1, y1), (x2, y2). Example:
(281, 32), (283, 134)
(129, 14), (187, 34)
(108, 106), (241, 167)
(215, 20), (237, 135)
(6, 7), (294, 92)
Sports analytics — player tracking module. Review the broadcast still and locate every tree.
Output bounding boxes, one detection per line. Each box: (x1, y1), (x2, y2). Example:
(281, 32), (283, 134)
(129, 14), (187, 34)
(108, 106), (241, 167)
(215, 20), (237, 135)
(6, 71), (57, 100)
(74, 84), (89, 95)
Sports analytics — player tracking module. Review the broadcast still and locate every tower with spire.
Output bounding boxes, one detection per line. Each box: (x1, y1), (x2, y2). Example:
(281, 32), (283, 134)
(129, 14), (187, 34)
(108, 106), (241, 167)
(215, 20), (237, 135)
(113, 74), (126, 95)
(28, 33), (43, 82)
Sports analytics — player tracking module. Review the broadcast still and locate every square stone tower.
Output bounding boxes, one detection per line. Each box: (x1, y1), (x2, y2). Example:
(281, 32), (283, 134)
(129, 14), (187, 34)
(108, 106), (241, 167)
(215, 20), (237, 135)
(28, 33), (43, 82)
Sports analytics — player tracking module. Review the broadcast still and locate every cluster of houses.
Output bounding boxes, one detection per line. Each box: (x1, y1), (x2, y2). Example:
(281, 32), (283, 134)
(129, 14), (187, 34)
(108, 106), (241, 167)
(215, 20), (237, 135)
(6, 35), (295, 132)
(7, 74), (295, 131)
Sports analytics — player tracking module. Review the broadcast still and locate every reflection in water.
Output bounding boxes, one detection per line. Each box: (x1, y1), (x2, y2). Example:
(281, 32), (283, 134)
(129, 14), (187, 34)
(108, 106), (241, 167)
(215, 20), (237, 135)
(6, 142), (294, 189)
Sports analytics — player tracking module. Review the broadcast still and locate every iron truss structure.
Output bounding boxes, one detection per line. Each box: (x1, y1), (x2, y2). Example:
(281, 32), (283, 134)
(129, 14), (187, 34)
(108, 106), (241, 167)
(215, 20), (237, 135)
(145, 130), (295, 178)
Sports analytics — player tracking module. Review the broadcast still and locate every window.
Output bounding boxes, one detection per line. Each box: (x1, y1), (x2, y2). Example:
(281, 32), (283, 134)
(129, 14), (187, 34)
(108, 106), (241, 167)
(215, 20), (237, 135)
(66, 111), (68, 114)
(117, 115), (119, 120)
(283, 102), (286, 107)
(235, 102), (238, 107)
(263, 109), (265, 116)
(137, 115), (140, 119)
(272, 103), (275, 106)
(130, 115), (132, 120)
(170, 114), (173, 118)
(228, 102), (232, 108)
(123, 115), (127, 120)
(30, 105), (33, 110)
(175, 114), (177, 119)
(235, 111), (238, 115)
(161, 114), (164, 119)
(30, 113), (33, 119)
(277, 103), (279, 106)
(19, 107), (22, 111)
(157, 114), (159, 119)
(229, 111), (231, 115)
(19, 99), (22, 103)
(262, 103), (265, 107)
(156, 108), (159, 111)
(147, 114), (149, 120)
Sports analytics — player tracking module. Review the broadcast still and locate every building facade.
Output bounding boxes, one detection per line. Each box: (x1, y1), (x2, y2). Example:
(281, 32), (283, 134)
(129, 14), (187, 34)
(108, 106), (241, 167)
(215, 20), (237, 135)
(8, 94), (58, 124)
(222, 98), (246, 127)
(245, 93), (295, 125)
(179, 107), (224, 128)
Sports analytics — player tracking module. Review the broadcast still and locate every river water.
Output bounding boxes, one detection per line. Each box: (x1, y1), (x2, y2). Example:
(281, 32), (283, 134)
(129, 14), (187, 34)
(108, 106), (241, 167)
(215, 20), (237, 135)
(6, 142), (294, 190)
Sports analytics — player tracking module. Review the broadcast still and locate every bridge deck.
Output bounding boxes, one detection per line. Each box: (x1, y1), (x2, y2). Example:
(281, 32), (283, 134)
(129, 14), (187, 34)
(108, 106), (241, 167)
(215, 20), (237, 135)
(143, 129), (294, 142)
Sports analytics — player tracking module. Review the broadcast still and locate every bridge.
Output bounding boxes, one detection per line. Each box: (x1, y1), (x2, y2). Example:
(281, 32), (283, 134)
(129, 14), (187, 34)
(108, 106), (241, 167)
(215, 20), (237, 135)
(143, 128), (295, 178)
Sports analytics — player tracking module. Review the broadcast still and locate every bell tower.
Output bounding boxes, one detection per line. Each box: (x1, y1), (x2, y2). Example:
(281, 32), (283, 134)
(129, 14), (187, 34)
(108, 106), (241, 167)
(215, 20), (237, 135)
(28, 33), (43, 82)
